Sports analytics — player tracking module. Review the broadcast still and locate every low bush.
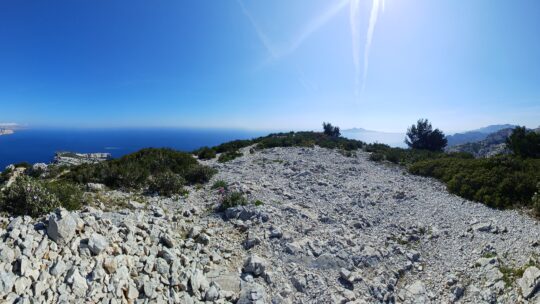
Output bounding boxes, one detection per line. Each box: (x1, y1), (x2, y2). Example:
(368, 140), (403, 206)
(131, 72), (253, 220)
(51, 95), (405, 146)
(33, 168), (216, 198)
(184, 166), (217, 184)
(365, 143), (473, 165)
(212, 140), (253, 154)
(218, 150), (243, 163)
(369, 152), (384, 162)
(65, 148), (215, 190)
(44, 181), (84, 211)
(212, 180), (228, 190)
(196, 147), (217, 160)
(219, 191), (247, 210)
(148, 171), (186, 197)
(409, 156), (540, 209)
(256, 132), (363, 151)
(1, 176), (60, 217)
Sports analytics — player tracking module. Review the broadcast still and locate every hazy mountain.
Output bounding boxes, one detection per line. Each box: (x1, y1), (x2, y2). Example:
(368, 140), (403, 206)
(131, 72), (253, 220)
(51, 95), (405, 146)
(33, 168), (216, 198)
(474, 124), (517, 134)
(446, 124), (517, 147)
(446, 127), (515, 158)
(342, 128), (406, 148)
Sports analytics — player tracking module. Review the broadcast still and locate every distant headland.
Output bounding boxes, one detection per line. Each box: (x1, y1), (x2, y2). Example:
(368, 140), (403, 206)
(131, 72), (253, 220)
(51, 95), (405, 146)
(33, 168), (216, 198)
(0, 129), (14, 136)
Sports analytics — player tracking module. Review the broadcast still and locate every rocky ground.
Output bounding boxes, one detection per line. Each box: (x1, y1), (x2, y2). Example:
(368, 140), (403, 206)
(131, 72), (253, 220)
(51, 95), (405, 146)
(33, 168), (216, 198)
(2, 146), (540, 303)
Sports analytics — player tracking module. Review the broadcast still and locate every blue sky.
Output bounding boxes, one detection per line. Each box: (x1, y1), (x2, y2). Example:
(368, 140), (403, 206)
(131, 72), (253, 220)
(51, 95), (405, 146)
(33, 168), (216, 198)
(0, 0), (539, 133)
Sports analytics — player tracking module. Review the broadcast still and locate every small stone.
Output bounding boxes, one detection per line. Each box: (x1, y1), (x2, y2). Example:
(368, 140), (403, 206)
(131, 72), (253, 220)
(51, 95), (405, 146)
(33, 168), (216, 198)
(103, 257), (117, 274)
(160, 233), (176, 248)
(88, 233), (108, 255)
(66, 268), (88, 297)
(205, 283), (220, 301)
(50, 260), (67, 276)
(291, 276), (307, 293)
(155, 258), (170, 275)
(243, 255), (267, 277)
(340, 268), (352, 283)
(126, 283), (139, 299)
(244, 232), (261, 250)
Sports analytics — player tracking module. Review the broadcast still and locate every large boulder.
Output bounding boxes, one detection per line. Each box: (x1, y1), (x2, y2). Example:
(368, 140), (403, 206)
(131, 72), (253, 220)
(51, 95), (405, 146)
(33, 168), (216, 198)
(47, 209), (77, 245)
(518, 266), (540, 299)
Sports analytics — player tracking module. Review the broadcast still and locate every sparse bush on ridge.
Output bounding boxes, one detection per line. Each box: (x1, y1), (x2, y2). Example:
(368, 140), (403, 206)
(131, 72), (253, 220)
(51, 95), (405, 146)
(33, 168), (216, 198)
(191, 123), (365, 158)
(218, 150), (243, 163)
(196, 147), (217, 160)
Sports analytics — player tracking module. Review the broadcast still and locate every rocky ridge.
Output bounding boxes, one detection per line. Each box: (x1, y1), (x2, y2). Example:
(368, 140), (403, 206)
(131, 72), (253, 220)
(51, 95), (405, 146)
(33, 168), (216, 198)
(2, 146), (540, 303)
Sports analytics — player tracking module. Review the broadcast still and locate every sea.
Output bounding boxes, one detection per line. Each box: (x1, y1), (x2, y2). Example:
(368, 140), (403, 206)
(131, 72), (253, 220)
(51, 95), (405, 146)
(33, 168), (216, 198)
(0, 128), (268, 170)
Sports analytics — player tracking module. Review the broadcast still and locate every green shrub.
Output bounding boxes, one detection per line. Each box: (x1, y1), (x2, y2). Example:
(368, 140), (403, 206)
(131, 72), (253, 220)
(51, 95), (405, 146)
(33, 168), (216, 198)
(220, 191), (247, 210)
(212, 180), (228, 190)
(409, 156), (540, 209)
(184, 166), (216, 184)
(44, 181), (83, 211)
(253, 200), (264, 206)
(65, 148), (214, 190)
(385, 150), (401, 164)
(148, 171), (186, 197)
(256, 132), (363, 151)
(218, 150), (243, 163)
(365, 143), (473, 165)
(195, 130), (364, 158)
(1, 176), (60, 217)
(370, 153), (384, 162)
(213, 140), (253, 154)
(196, 147), (217, 160)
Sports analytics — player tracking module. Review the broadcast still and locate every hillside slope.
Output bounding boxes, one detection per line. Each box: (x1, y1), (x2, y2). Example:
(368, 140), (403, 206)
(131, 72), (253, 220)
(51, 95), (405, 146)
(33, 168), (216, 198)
(446, 128), (514, 157)
(1, 147), (540, 303)
(446, 124), (516, 147)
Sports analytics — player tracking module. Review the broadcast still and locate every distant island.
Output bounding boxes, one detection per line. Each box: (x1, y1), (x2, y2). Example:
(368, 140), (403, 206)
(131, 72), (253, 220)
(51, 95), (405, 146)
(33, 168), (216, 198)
(0, 129), (14, 136)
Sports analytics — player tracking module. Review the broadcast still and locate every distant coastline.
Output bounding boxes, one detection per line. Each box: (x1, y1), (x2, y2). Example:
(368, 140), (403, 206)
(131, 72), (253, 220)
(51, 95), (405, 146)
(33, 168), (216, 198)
(0, 129), (14, 136)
